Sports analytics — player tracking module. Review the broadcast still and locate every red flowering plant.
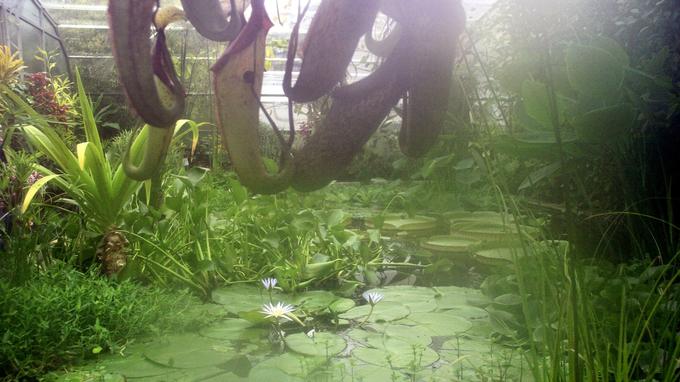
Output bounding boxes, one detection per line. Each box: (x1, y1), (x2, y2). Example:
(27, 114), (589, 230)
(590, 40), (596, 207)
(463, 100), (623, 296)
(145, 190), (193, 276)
(25, 72), (70, 122)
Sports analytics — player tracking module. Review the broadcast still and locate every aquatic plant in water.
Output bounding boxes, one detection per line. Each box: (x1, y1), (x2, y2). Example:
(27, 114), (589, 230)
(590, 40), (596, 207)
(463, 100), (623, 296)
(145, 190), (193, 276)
(107, 0), (466, 193)
(261, 301), (297, 322)
(359, 291), (384, 326)
(261, 277), (278, 290)
(261, 301), (304, 348)
(262, 277), (279, 303)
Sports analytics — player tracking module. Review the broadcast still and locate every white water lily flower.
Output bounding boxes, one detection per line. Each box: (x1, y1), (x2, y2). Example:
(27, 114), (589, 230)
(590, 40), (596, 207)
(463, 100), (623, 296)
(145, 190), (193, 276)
(261, 302), (296, 321)
(306, 329), (316, 339)
(261, 277), (278, 290)
(362, 291), (384, 306)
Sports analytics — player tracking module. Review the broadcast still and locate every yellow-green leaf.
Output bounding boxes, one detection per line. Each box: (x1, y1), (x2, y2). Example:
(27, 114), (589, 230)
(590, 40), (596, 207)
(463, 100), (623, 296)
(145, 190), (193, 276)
(21, 174), (60, 214)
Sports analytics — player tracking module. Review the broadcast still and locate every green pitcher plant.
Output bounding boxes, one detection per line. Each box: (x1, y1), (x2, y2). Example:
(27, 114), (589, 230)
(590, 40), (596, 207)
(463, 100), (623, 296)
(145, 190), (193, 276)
(108, 0), (466, 193)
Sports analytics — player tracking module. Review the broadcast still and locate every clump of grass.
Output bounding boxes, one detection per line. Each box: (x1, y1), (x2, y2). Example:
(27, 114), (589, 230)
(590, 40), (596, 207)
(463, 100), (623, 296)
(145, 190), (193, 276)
(0, 264), (205, 379)
(512, 241), (680, 382)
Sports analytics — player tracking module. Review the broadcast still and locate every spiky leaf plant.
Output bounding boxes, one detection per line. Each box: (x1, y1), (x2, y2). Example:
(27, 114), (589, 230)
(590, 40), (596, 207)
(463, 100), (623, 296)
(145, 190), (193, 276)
(0, 45), (25, 85)
(0, 69), (198, 276)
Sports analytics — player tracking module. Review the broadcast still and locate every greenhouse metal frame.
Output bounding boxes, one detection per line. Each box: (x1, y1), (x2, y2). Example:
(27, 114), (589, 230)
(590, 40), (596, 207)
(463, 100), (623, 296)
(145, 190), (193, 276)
(0, 0), (70, 76)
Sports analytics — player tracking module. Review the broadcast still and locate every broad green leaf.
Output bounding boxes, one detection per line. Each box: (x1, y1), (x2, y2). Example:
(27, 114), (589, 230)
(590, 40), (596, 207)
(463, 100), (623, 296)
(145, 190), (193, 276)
(454, 158), (475, 170)
(76, 143), (88, 170)
(75, 68), (103, 150)
(497, 58), (534, 93)
(326, 209), (346, 227)
(96, 355), (177, 379)
(352, 342), (439, 369)
(518, 161), (561, 191)
(521, 79), (553, 129)
(339, 301), (411, 323)
(22, 125), (80, 176)
(199, 319), (256, 341)
(591, 36), (630, 67)
(228, 177), (248, 204)
(514, 130), (577, 144)
(173, 119), (206, 158)
(402, 311), (473, 336)
(566, 44), (624, 101)
(143, 179), (152, 205)
(0, 84), (50, 129)
(185, 167), (208, 186)
(20, 174), (60, 214)
(328, 298), (355, 314)
(141, 334), (228, 369)
(493, 293), (522, 306)
(380, 216), (437, 232)
(77, 142), (113, 203)
(572, 103), (636, 143)
(248, 353), (324, 381)
(285, 332), (346, 357)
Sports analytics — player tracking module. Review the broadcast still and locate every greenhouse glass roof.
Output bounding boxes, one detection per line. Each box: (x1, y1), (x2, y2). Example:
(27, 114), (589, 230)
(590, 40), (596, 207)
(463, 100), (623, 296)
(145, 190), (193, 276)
(0, 0), (69, 74)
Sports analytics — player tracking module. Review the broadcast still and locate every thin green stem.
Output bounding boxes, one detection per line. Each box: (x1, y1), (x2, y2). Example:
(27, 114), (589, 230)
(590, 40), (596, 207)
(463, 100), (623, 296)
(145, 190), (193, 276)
(358, 304), (375, 327)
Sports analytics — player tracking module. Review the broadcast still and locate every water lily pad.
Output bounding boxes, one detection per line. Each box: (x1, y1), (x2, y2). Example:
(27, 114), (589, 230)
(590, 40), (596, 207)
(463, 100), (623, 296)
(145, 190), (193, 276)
(339, 301), (410, 323)
(142, 334), (228, 369)
(361, 286), (438, 313)
(199, 319), (266, 341)
(288, 290), (339, 314)
(380, 216), (437, 232)
(439, 338), (530, 381)
(248, 353), (324, 381)
(440, 337), (499, 353)
(366, 286), (438, 301)
(212, 285), (268, 314)
(448, 211), (517, 224)
(360, 323), (433, 347)
(404, 300), (439, 313)
(493, 293), (522, 306)
(436, 305), (489, 321)
(402, 312), (473, 337)
(328, 298), (356, 313)
(285, 332), (346, 357)
(323, 361), (408, 381)
(433, 286), (484, 309)
(451, 226), (522, 242)
(474, 247), (522, 265)
(420, 236), (481, 253)
(96, 356), (176, 378)
(435, 285), (483, 296)
(352, 342), (439, 369)
(464, 320), (495, 338)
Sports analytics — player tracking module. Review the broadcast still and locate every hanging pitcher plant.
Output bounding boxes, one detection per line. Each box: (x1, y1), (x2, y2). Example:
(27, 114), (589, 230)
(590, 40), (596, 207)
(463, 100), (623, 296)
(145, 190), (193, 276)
(107, 0), (466, 192)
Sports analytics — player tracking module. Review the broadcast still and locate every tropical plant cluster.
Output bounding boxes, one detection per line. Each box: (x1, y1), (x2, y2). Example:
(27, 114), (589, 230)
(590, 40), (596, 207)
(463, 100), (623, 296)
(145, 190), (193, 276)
(0, 265), (206, 380)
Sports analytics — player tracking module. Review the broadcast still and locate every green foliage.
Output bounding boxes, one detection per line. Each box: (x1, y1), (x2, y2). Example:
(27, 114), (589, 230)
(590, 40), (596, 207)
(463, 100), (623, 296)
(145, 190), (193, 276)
(121, 167), (221, 298)
(12, 70), (200, 234)
(494, 37), (641, 194)
(0, 149), (80, 283)
(0, 265), (204, 380)
(0, 45), (25, 85)
(207, 173), (383, 293)
(461, 0), (680, 258)
(4, 69), (141, 232)
(116, 170), (384, 298)
(480, 240), (680, 381)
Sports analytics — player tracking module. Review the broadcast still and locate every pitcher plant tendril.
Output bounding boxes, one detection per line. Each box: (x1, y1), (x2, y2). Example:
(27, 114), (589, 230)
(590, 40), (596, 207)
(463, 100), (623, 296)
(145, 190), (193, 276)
(107, 0), (465, 194)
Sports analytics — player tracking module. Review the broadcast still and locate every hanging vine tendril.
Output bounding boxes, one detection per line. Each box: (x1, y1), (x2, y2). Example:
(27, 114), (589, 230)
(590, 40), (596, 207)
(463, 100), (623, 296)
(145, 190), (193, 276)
(108, 0), (465, 192)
